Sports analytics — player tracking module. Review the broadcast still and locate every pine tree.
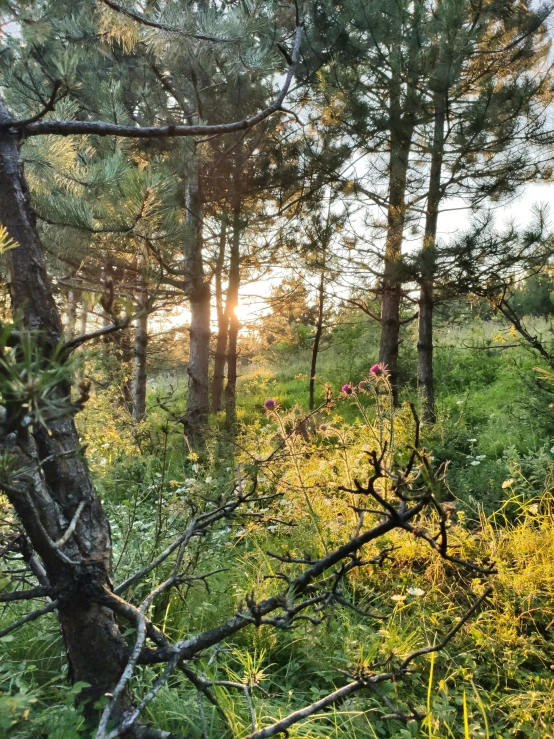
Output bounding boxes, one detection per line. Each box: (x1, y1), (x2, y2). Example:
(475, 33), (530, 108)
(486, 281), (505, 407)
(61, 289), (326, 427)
(413, 0), (552, 421)
(0, 0), (302, 725)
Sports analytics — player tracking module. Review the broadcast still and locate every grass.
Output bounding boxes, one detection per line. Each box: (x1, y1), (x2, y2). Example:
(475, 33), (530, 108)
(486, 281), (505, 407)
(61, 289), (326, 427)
(4, 316), (554, 738)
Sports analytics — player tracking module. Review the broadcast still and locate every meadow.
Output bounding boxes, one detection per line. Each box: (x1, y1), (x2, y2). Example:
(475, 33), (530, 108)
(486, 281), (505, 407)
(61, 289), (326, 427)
(3, 310), (554, 739)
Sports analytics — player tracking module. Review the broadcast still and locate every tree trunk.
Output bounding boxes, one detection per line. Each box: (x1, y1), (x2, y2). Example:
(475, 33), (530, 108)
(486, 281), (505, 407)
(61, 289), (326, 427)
(0, 102), (129, 716)
(211, 214), (228, 413)
(182, 150), (210, 443)
(309, 261), (326, 411)
(132, 259), (148, 423)
(417, 91), (445, 423)
(65, 288), (77, 338)
(76, 296), (88, 385)
(379, 80), (414, 404)
(224, 204), (241, 429)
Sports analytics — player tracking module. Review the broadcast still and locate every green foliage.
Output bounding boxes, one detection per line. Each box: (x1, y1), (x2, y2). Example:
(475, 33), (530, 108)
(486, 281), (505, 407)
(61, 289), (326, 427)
(511, 273), (554, 318)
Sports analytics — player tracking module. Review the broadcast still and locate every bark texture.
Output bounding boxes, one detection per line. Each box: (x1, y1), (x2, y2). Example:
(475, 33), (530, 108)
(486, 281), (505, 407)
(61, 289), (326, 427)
(132, 261), (149, 423)
(309, 263), (326, 411)
(224, 204), (241, 428)
(379, 78), (414, 404)
(211, 215), (228, 413)
(65, 288), (77, 338)
(417, 91), (445, 423)
(0, 101), (129, 714)
(182, 151), (210, 443)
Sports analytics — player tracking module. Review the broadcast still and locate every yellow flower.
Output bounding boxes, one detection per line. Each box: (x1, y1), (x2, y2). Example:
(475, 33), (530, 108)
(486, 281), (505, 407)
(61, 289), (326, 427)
(502, 479), (516, 489)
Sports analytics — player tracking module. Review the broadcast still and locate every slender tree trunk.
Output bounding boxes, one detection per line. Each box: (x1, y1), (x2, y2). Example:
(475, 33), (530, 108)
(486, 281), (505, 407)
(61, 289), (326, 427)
(0, 102), (129, 716)
(182, 150), (210, 443)
(309, 261), (326, 411)
(379, 80), (415, 404)
(76, 297), (88, 385)
(132, 259), (148, 423)
(101, 262), (134, 411)
(417, 91), (445, 423)
(211, 215), (228, 413)
(65, 288), (77, 338)
(224, 203), (241, 429)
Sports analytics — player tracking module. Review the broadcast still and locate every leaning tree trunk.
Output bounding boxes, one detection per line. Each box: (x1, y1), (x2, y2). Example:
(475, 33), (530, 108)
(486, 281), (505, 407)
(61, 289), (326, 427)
(132, 258), (149, 423)
(379, 79), (414, 404)
(224, 203), (241, 429)
(211, 214), (228, 413)
(182, 150), (210, 443)
(0, 102), (129, 716)
(417, 91), (445, 424)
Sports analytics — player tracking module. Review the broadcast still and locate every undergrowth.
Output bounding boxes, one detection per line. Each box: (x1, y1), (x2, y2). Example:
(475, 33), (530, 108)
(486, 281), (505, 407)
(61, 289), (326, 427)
(3, 322), (554, 738)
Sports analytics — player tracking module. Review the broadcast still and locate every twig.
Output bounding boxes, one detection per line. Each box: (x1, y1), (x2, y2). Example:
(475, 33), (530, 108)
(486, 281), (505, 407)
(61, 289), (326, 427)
(0, 586), (51, 603)
(7, 80), (61, 127)
(0, 599), (59, 639)
(53, 500), (85, 548)
(98, 0), (237, 42)
(400, 587), (493, 670)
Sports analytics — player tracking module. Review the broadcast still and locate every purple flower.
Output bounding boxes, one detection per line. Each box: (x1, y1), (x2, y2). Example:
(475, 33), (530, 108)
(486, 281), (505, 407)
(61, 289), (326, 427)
(370, 363), (383, 376)
(342, 384), (353, 395)
(264, 398), (277, 411)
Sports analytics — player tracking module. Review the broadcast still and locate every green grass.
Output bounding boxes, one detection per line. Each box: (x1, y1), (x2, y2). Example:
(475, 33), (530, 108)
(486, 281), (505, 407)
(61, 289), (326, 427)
(4, 316), (554, 738)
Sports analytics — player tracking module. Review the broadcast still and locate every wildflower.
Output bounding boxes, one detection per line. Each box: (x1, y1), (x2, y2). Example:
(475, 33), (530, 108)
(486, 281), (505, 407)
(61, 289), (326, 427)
(468, 438), (477, 443)
(264, 398), (277, 411)
(471, 460), (480, 466)
(370, 363), (383, 376)
(476, 455), (486, 461)
(407, 587), (425, 597)
(391, 594), (406, 602)
(528, 503), (540, 514)
(502, 478), (515, 489)
(550, 446), (554, 454)
(342, 384), (353, 395)
(205, 476), (213, 484)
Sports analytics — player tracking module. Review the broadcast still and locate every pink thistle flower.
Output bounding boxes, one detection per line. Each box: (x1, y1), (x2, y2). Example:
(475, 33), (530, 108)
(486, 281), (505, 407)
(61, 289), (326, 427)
(370, 363), (383, 376)
(263, 398), (277, 411)
(342, 384), (353, 395)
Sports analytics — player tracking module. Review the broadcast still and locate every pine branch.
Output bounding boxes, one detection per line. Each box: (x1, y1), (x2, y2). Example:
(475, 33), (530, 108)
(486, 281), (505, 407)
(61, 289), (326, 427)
(4, 23), (303, 140)
(8, 80), (62, 128)
(97, 0), (238, 43)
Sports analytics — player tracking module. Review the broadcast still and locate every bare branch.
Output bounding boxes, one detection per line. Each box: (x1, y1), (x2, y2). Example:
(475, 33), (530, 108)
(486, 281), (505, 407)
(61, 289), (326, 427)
(243, 680), (366, 739)
(0, 586), (52, 603)
(400, 586), (493, 670)
(53, 500), (85, 548)
(0, 598), (59, 639)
